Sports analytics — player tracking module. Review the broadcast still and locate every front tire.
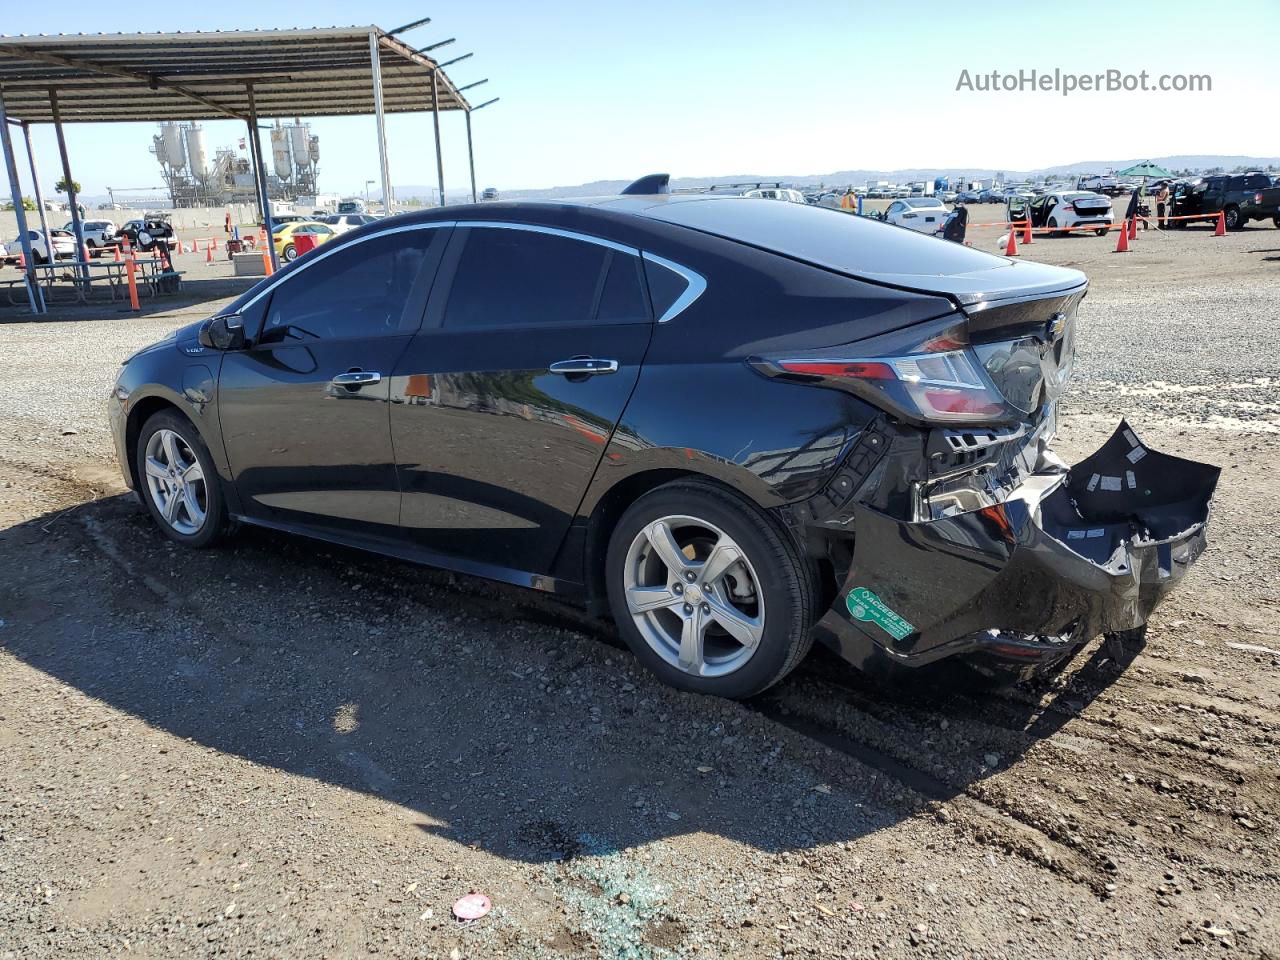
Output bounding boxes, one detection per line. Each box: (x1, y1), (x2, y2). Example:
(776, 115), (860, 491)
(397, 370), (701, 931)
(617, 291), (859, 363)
(1223, 206), (1243, 230)
(135, 410), (229, 548)
(1095, 226), (1109, 236)
(282, 244), (297, 261)
(605, 480), (815, 699)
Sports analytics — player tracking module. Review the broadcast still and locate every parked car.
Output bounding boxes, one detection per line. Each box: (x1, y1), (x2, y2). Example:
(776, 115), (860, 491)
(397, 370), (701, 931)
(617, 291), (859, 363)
(118, 216), (179, 251)
(1170, 172), (1276, 230)
(1009, 191), (1114, 236)
(956, 191), (982, 203)
(1241, 182), (1280, 227)
(881, 197), (949, 233)
(63, 219), (118, 255)
(981, 188), (1006, 203)
(1078, 174), (1123, 196)
(321, 213), (380, 234)
(5, 228), (77, 264)
(480, 187), (500, 202)
(109, 176), (1219, 699)
(271, 221), (337, 261)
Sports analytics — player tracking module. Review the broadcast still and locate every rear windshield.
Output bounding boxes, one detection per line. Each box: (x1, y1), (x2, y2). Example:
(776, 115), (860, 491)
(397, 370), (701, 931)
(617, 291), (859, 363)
(644, 197), (1007, 279)
(904, 198), (944, 208)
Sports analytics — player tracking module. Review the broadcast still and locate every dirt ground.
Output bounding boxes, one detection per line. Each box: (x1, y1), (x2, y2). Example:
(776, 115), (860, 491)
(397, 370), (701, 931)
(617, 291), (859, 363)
(1, 221), (1278, 960)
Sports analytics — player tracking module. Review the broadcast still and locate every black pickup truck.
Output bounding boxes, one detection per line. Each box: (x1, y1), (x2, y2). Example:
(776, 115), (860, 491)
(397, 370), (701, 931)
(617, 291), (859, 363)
(1243, 183), (1280, 228)
(1170, 172), (1277, 229)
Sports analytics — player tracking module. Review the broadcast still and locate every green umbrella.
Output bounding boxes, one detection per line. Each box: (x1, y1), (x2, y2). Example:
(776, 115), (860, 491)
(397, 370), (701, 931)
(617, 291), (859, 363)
(1115, 161), (1174, 178)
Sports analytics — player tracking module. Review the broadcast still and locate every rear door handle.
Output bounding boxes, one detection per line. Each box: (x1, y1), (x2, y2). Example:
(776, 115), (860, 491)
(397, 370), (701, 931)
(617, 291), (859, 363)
(548, 358), (618, 377)
(331, 370), (382, 387)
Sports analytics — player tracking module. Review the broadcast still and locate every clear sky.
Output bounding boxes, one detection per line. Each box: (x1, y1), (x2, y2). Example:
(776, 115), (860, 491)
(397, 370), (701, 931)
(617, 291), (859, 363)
(3, 0), (1277, 200)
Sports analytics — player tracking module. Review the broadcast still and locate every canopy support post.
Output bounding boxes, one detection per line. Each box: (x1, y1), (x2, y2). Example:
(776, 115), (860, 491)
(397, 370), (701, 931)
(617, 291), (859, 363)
(465, 109), (476, 203)
(244, 83), (277, 271)
(49, 89), (88, 283)
(431, 70), (446, 207)
(369, 32), (393, 215)
(22, 122), (52, 262)
(0, 90), (44, 314)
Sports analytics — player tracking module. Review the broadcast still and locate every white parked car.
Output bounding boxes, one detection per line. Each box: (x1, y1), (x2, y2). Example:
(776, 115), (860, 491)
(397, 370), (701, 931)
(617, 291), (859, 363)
(881, 197), (948, 233)
(321, 213), (380, 234)
(742, 187), (806, 203)
(1012, 191), (1114, 236)
(63, 219), (117, 254)
(5, 228), (77, 264)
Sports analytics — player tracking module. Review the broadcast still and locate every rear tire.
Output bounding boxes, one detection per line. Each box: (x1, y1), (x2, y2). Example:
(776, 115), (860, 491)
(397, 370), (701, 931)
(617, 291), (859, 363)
(605, 480), (815, 699)
(283, 244), (297, 262)
(1223, 206), (1243, 230)
(1095, 226), (1109, 237)
(135, 410), (230, 549)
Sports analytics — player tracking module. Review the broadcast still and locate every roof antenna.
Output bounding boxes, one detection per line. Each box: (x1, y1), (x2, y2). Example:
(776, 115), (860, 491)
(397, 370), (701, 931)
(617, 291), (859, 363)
(621, 173), (670, 195)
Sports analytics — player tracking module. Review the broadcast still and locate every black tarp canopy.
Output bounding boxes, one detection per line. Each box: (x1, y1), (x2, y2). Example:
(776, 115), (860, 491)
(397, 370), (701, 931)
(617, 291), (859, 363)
(0, 27), (471, 122)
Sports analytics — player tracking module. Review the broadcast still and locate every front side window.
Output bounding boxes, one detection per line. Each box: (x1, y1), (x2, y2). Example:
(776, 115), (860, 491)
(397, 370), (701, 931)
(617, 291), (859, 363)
(259, 229), (443, 343)
(442, 227), (648, 330)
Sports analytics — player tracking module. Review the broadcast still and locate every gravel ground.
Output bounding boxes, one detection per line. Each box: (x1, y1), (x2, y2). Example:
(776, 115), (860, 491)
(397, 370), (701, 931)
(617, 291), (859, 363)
(1, 226), (1277, 960)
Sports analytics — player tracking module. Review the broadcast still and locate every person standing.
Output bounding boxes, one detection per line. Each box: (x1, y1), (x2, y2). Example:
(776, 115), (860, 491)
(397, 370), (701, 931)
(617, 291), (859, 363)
(1155, 182), (1170, 228)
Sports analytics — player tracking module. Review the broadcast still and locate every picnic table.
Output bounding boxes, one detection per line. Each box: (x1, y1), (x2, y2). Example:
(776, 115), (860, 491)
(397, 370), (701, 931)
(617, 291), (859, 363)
(3, 257), (183, 307)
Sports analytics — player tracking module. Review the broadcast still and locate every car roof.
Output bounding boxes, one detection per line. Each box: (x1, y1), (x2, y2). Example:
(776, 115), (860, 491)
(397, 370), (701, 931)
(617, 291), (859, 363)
(331, 192), (1083, 305)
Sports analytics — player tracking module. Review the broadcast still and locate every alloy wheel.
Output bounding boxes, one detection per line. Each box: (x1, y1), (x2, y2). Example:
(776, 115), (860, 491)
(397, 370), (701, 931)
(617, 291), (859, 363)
(622, 515), (765, 678)
(143, 428), (207, 536)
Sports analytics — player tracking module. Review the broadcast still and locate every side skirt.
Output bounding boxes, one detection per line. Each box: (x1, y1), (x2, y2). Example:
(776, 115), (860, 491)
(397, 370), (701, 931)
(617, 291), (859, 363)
(231, 513), (586, 599)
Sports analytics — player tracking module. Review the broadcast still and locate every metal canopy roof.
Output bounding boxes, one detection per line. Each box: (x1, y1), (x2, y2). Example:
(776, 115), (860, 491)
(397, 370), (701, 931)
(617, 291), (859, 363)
(0, 27), (471, 123)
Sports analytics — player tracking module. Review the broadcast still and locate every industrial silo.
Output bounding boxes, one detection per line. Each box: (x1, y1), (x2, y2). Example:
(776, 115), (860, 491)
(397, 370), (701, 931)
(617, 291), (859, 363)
(184, 124), (208, 178)
(160, 123), (187, 171)
(270, 127), (293, 181)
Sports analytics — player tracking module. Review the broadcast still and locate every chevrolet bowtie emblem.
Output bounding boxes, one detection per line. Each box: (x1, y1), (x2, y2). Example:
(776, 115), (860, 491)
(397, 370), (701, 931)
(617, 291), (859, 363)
(1044, 311), (1068, 341)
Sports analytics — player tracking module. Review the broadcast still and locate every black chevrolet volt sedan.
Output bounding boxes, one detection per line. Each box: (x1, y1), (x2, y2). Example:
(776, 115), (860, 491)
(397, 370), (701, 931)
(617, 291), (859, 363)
(110, 175), (1218, 699)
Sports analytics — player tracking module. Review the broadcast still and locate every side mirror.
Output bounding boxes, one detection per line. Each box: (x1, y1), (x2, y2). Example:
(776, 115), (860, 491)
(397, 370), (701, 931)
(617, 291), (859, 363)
(199, 314), (246, 350)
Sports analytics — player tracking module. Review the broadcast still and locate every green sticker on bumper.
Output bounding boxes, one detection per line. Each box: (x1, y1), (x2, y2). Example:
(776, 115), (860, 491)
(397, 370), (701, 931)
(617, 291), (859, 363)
(846, 587), (915, 641)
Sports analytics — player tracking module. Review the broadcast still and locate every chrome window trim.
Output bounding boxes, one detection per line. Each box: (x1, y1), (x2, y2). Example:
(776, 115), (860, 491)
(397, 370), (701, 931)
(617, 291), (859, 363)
(641, 251), (708, 323)
(457, 220), (641, 257)
(236, 220), (458, 313)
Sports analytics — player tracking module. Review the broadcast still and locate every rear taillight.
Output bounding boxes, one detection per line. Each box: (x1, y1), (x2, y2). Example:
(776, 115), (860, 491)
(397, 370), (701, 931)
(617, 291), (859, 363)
(1256, 192), (1265, 204)
(757, 346), (1011, 424)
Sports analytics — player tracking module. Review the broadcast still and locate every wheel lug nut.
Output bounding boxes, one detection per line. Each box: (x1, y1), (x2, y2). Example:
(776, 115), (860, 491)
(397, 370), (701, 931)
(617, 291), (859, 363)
(684, 571), (695, 582)
(683, 604), (693, 615)
(701, 603), (710, 614)
(673, 583), (683, 594)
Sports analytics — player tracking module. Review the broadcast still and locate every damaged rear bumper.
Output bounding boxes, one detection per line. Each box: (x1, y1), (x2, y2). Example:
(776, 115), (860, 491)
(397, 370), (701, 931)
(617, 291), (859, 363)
(815, 421), (1220, 679)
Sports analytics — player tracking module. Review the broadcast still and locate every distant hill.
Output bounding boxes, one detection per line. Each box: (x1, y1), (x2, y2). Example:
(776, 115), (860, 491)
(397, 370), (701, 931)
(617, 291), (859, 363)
(389, 155), (1279, 202)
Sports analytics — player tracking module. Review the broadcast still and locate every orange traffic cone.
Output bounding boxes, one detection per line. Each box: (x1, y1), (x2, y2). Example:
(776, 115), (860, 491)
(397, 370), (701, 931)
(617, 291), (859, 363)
(205, 242), (214, 263)
(113, 244), (121, 262)
(1213, 211), (1226, 237)
(211, 237), (218, 250)
(1022, 217), (1033, 244)
(1004, 226), (1018, 257)
(1128, 217), (1137, 241)
(1114, 219), (1130, 253)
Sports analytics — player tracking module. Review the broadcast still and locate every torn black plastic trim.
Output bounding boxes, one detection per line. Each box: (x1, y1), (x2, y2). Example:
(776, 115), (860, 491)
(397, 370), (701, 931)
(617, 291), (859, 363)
(813, 421), (1220, 675)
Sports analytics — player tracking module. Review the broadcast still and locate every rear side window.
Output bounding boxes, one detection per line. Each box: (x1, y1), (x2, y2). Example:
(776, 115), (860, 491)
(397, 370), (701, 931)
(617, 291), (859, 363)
(443, 226), (648, 330)
(259, 229), (443, 343)
(643, 258), (690, 321)
(595, 251), (648, 322)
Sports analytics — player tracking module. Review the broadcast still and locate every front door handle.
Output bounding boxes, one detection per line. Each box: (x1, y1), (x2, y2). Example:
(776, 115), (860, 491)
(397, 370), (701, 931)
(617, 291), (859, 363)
(331, 370), (382, 387)
(548, 358), (618, 377)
